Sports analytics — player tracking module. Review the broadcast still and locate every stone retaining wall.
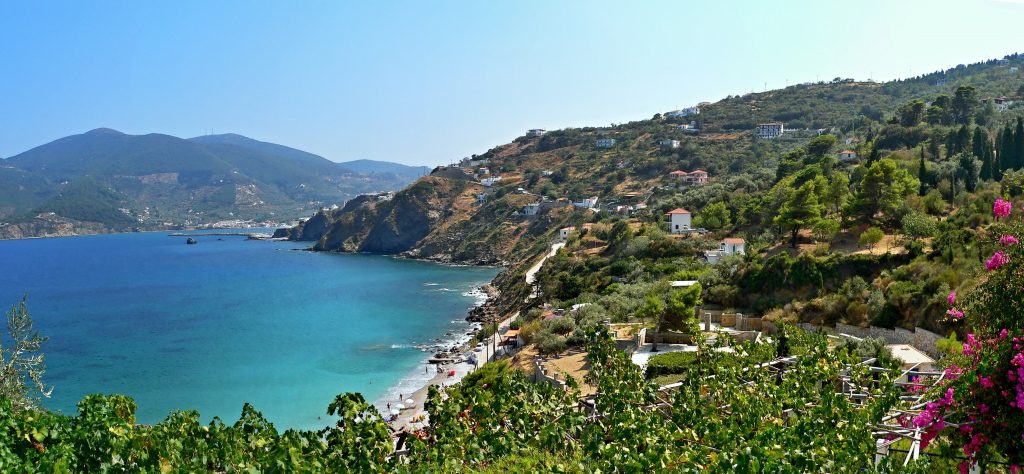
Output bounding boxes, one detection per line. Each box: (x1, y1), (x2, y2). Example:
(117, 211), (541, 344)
(788, 322), (942, 358)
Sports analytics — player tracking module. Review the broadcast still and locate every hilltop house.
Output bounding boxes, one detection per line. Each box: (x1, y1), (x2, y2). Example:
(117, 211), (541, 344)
(559, 226), (576, 241)
(527, 129), (547, 137)
(839, 150), (858, 161)
(659, 139), (681, 149)
(667, 106), (700, 117)
(666, 208), (692, 234)
(522, 202), (540, 216)
(480, 176), (503, 187)
(756, 123), (785, 139)
(669, 169), (708, 186)
(595, 138), (617, 149)
(705, 237), (746, 263)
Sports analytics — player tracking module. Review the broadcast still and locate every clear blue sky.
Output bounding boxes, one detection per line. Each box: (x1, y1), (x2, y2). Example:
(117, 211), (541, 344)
(1, 0), (1021, 166)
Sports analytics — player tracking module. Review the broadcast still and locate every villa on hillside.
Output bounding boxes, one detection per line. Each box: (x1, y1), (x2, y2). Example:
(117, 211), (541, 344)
(480, 176), (503, 187)
(756, 123), (785, 139)
(666, 208), (692, 234)
(705, 237), (746, 263)
(659, 139), (681, 149)
(839, 149), (858, 161)
(527, 129), (547, 137)
(667, 106), (700, 117)
(522, 202), (540, 216)
(559, 226), (576, 241)
(573, 196), (599, 209)
(668, 169), (708, 186)
(595, 138), (617, 149)
(676, 121), (699, 133)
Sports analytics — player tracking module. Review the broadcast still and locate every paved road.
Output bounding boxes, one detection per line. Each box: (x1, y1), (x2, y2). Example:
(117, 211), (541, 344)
(469, 241), (565, 364)
(525, 241), (565, 300)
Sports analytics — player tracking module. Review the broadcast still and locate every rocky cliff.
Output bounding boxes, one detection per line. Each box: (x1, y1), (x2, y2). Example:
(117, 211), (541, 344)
(0, 213), (119, 240)
(278, 173), (581, 267)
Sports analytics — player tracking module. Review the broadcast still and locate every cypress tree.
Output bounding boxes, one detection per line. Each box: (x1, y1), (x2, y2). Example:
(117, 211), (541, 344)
(975, 127), (993, 181)
(999, 123), (1014, 174)
(918, 147), (928, 195)
(1015, 117), (1024, 171)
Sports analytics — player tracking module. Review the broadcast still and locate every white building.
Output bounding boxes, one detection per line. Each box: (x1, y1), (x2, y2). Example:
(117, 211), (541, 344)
(705, 237), (746, 263)
(839, 149), (858, 161)
(659, 139), (681, 149)
(572, 196), (599, 209)
(885, 344), (936, 382)
(668, 106), (700, 117)
(559, 226), (576, 241)
(666, 208), (692, 234)
(527, 129), (547, 137)
(480, 176), (503, 187)
(595, 138), (617, 149)
(756, 123), (785, 139)
(522, 202), (540, 216)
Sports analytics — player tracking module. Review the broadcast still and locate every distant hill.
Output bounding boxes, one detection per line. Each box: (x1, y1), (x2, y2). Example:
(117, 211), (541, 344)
(0, 129), (424, 238)
(336, 159), (430, 180)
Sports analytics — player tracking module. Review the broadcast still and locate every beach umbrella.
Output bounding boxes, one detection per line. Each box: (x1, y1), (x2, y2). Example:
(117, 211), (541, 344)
(394, 402), (406, 410)
(390, 408), (401, 416)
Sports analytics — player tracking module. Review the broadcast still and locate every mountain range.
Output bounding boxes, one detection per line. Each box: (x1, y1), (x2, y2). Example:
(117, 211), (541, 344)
(0, 129), (429, 238)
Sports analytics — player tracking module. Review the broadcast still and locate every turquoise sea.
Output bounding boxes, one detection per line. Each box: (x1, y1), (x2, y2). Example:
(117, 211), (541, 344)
(0, 230), (497, 430)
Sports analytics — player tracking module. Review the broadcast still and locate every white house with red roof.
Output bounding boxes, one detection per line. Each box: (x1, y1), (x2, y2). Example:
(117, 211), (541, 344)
(666, 208), (692, 234)
(839, 149), (858, 161)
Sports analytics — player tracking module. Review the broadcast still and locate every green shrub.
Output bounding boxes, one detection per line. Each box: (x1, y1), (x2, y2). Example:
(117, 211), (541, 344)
(645, 351), (698, 378)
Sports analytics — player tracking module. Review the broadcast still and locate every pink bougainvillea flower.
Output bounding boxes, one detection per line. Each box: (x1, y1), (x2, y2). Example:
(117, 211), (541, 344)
(995, 198), (1013, 218)
(946, 307), (964, 320)
(986, 251), (1009, 272)
(948, 291), (957, 305)
(979, 376), (995, 388)
(1002, 234), (1021, 246)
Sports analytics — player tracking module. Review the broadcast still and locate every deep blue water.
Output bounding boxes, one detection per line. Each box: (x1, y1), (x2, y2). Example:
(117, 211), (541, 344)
(0, 230), (497, 430)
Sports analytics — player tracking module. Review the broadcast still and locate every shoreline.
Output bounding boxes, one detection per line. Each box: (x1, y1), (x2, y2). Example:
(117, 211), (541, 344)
(374, 283), (509, 435)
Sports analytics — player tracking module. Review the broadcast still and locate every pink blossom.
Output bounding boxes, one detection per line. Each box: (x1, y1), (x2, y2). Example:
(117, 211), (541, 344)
(1002, 234), (1021, 246)
(948, 291), (957, 305)
(947, 307), (964, 320)
(1001, 329), (1010, 339)
(995, 198), (1013, 218)
(979, 376), (995, 389)
(986, 251), (1010, 272)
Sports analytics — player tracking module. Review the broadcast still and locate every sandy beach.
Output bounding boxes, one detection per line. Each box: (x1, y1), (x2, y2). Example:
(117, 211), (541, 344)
(381, 314), (518, 436)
